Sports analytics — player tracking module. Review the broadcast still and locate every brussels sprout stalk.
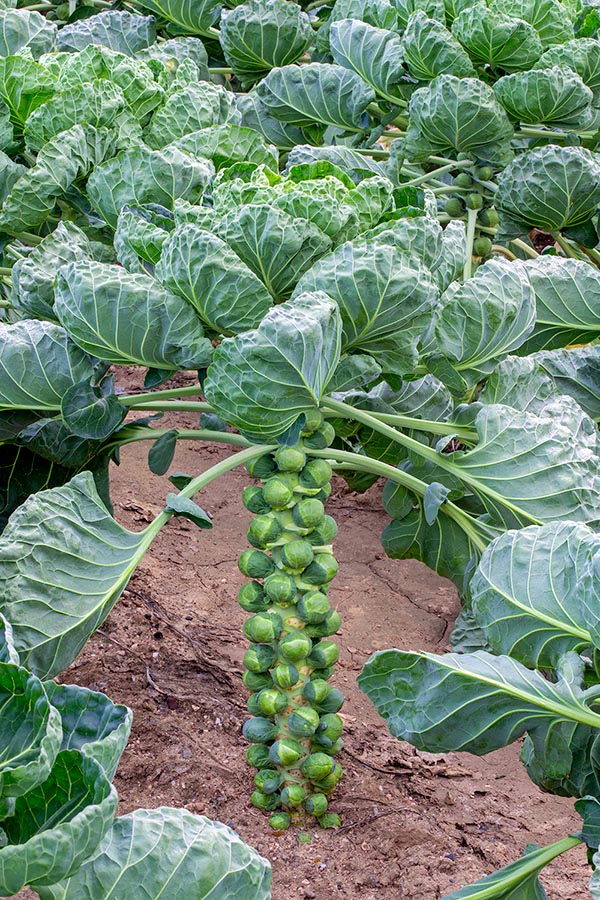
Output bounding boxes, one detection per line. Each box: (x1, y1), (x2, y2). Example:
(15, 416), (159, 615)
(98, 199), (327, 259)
(239, 414), (343, 829)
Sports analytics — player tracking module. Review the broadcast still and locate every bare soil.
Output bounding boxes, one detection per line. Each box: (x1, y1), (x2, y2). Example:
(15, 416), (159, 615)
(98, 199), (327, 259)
(14, 377), (590, 900)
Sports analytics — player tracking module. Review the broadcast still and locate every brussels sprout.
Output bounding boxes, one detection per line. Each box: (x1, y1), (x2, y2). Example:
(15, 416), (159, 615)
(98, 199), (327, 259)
(251, 789), (280, 811)
(269, 738), (306, 767)
(243, 716), (278, 743)
(280, 784), (307, 807)
(306, 515), (338, 546)
(454, 172), (473, 188)
(246, 744), (273, 769)
(305, 609), (342, 638)
(473, 236), (493, 257)
(478, 208), (499, 227)
(293, 498), (325, 530)
(297, 591), (330, 624)
(242, 485), (270, 514)
(275, 446), (306, 472)
(244, 611), (284, 644)
(317, 713), (343, 743)
(280, 539), (314, 572)
(264, 572), (297, 604)
(287, 706), (320, 737)
(465, 192), (483, 210)
(307, 640), (340, 669)
(314, 483), (332, 501)
(254, 768), (284, 795)
(247, 692), (262, 715)
(301, 553), (339, 585)
(238, 581), (270, 613)
(475, 165), (493, 180)
(243, 643), (278, 673)
(247, 454), (277, 479)
(302, 753), (336, 783)
(238, 549), (275, 579)
(304, 680), (344, 713)
(269, 812), (291, 830)
(257, 687), (288, 716)
(272, 663), (300, 690)
(302, 422), (336, 449)
(445, 197), (464, 217)
(301, 409), (324, 435)
(323, 738), (344, 756)
(318, 813), (341, 828)
(243, 670), (273, 692)
(263, 474), (296, 509)
(278, 630), (313, 662)
(247, 514), (283, 549)
(310, 665), (335, 682)
(304, 793), (328, 817)
(299, 459), (332, 490)
(316, 762), (343, 793)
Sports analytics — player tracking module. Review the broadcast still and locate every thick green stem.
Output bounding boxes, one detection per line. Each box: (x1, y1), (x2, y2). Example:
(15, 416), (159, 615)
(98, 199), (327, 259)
(553, 232), (588, 261)
(119, 400), (213, 413)
(464, 207), (479, 279)
(401, 158), (474, 190)
(118, 385), (206, 405)
(510, 238), (539, 259)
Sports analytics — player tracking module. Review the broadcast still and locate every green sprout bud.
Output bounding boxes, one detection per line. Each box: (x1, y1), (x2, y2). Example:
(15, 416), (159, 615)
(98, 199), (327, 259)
(269, 738), (306, 768)
(278, 630), (313, 662)
(280, 540), (314, 573)
(474, 165), (493, 180)
(304, 793), (328, 817)
(247, 455), (276, 479)
(247, 514), (282, 549)
(251, 789), (280, 811)
(301, 554), (339, 585)
(254, 768), (284, 794)
(264, 572), (296, 605)
(243, 611), (283, 644)
(246, 744), (273, 769)
(299, 459), (332, 490)
(242, 485), (270, 514)
(262, 474), (296, 510)
(307, 640), (340, 669)
(243, 644), (277, 673)
(243, 670), (273, 692)
(293, 499), (325, 530)
(305, 609), (341, 638)
(478, 208), (499, 227)
(238, 581), (270, 613)
(317, 763), (343, 793)
(445, 197), (464, 217)
(269, 812), (291, 831)
(473, 236), (493, 257)
(323, 738), (344, 756)
(288, 706), (320, 737)
(314, 483), (332, 502)
(310, 666), (335, 682)
(272, 663), (300, 690)
(297, 591), (330, 624)
(281, 784), (307, 807)
(318, 813), (341, 828)
(454, 172), (473, 188)
(301, 752), (336, 783)
(238, 549), (275, 579)
(274, 446), (306, 473)
(304, 680), (344, 713)
(317, 713), (343, 743)
(243, 717), (278, 744)
(257, 687), (288, 716)
(302, 422), (336, 450)
(306, 515), (338, 546)
(465, 192), (483, 210)
(301, 409), (324, 435)
(247, 693), (262, 715)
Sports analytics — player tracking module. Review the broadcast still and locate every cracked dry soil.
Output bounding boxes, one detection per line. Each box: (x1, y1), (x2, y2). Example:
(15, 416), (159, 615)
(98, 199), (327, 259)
(14, 381), (591, 900)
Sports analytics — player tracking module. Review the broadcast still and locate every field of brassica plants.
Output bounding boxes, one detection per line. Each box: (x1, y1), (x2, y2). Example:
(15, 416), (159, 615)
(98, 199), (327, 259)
(3, 0), (600, 894)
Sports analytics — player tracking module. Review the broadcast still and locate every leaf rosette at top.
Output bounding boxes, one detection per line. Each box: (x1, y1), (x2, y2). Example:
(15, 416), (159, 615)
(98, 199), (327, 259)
(57, 11), (156, 56)
(493, 66), (594, 128)
(538, 38), (600, 101)
(204, 291), (342, 442)
(451, 4), (544, 72)
(489, 0), (574, 47)
(170, 124), (278, 170)
(401, 12), (476, 82)
(404, 75), (514, 166)
(143, 82), (241, 149)
(0, 9), (57, 58)
(329, 19), (406, 104)
(495, 145), (600, 238)
(137, 36), (210, 82)
(392, 0), (445, 29)
(220, 0), (313, 85)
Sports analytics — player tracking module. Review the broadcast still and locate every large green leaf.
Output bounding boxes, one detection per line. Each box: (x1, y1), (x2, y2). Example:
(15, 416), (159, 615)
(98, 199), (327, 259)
(55, 261), (213, 371)
(494, 66), (593, 127)
(57, 11), (156, 55)
(0, 9), (56, 58)
(133, 0), (221, 36)
(0, 472), (156, 679)
(237, 93), (311, 151)
(137, 36), (210, 82)
(114, 205), (170, 270)
(539, 38), (600, 101)
(391, 0), (445, 28)
(37, 808), (271, 900)
(204, 291), (341, 441)
(0, 56), (55, 126)
(293, 237), (439, 373)
(169, 124), (278, 170)
(285, 143), (386, 181)
(329, 19), (406, 104)
(256, 63), (376, 131)
(402, 12), (476, 81)
(469, 522), (597, 668)
(156, 224), (273, 335)
(221, 0), (312, 85)
(404, 75), (514, 166)
(144, 83), (241, 149)
(452, 5), (543, 72)
(535, 346), (600, 421)
(0, 445), (78, 534)
(0, 321), (96, 413)
(479, 354), (559, 415)
(86, 145), (213, 228)
(495, 146), (600, 237)
(490, 0), (574, 47)
(0, 750), (117, 893)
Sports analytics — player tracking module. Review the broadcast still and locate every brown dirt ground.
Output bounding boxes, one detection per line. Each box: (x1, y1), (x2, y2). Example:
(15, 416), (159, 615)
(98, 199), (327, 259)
(14, 373), (591, 899)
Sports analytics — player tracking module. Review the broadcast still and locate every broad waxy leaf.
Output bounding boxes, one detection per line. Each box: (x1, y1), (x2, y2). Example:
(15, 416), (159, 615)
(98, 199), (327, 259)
(137, 37), (210, 82)
(37, 807), (272, 900)
(0, 472), (156, 679)
(480, 355), (559, 415)
(55, 261), (213, 371)
(204, 291), (341, 441)
(221, 0), (312, 84)
(452, 5), (543, 72)
(0, 321), (96, 412)
(57, 11), (156, 55)
(285, 143), (386, 181)
(237, 92), (311, 151)
(0, 9), (57, 58)
(0, 750), (117, 894)
(256, 63), (376, 131)
(402, 12), (476, 81)
(522, 715), (600, 799)
(494, 66), (594, 127)
(535, 346), (600, 421)
(404, 75), (514, 166)
(490, 0), (574, 47)
(469, 522), (598, 668)
(144, 83), (241, 149)
(391, 0), (445, 29)
(133, 0), (221, 36)
(0, 445), (78, 535)
(87, 145), (214, 228)
(539, 38), (600, 101)
(329, 19), (406, 104)
(0, 56), (55, 126)
(294, 237), (438, 373)
(495, 146), (600, 236)
(156, 224), (273, 335)
(60, 378), (126, 442)
(114, 205), (170, 270)
(170, 124), (278, 170)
